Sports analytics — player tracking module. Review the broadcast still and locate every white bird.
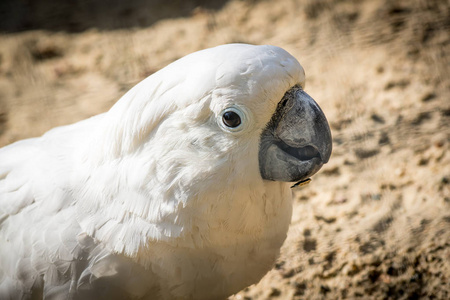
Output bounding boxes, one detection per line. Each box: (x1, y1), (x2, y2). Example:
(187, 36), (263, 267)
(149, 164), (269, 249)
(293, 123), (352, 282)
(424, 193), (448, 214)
(0, 44), (331, 300)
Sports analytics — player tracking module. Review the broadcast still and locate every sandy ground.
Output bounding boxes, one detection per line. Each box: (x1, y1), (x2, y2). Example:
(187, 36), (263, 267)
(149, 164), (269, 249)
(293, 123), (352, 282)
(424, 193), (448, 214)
(0, 0), (449, 299)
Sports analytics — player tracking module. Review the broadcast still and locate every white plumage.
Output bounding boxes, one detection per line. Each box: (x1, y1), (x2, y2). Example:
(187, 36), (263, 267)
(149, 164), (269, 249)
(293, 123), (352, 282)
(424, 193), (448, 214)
(0, 44), (329, 299)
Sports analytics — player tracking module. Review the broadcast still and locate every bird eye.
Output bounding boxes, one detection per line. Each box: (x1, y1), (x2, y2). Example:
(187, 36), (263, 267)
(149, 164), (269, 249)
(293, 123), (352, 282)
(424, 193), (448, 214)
(218, 106), (249, 133)
(222, 111), (241, 128)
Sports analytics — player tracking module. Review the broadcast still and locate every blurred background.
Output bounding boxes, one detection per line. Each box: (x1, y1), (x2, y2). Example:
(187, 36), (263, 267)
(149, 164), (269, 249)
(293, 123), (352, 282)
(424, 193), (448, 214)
(0, 0), (449, 299)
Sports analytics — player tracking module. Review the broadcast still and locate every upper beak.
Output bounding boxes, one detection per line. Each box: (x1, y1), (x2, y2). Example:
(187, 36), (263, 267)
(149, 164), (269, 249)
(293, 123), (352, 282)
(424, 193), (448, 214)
(259, 85), (332, 182)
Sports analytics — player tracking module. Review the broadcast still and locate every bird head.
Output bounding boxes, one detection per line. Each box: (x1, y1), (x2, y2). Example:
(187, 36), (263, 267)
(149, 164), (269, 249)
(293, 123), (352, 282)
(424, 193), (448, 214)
(76, 44), (332, 255)
(94, 44), (331, 184)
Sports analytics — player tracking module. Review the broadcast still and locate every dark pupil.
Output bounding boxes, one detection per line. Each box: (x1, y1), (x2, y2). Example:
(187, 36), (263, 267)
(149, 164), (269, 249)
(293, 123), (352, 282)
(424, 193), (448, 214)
(222, 111), (241, 128)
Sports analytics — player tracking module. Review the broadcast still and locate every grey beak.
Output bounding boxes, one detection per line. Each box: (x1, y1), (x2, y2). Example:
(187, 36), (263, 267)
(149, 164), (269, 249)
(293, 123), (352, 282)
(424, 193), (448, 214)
(259, 86), (332, 182)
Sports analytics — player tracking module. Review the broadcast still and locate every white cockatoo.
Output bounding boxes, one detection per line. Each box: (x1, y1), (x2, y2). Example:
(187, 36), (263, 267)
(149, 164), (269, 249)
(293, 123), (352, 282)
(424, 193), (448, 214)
(0, 44), (331, 300)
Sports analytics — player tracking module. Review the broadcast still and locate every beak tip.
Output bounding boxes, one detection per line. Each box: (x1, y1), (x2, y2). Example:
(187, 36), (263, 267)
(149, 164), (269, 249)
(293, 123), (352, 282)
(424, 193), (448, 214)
(323, 144), (332, 164)
(317, 132), (332, 165)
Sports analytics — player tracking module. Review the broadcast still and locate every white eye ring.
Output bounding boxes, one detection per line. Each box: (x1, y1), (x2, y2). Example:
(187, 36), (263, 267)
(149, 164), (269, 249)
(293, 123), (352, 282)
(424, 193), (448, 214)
(217, 105), (250, 133)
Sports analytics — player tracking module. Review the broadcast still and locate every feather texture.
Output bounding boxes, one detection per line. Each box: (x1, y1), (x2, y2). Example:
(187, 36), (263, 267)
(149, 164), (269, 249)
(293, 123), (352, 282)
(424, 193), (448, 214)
(0, 44), (304, 299)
